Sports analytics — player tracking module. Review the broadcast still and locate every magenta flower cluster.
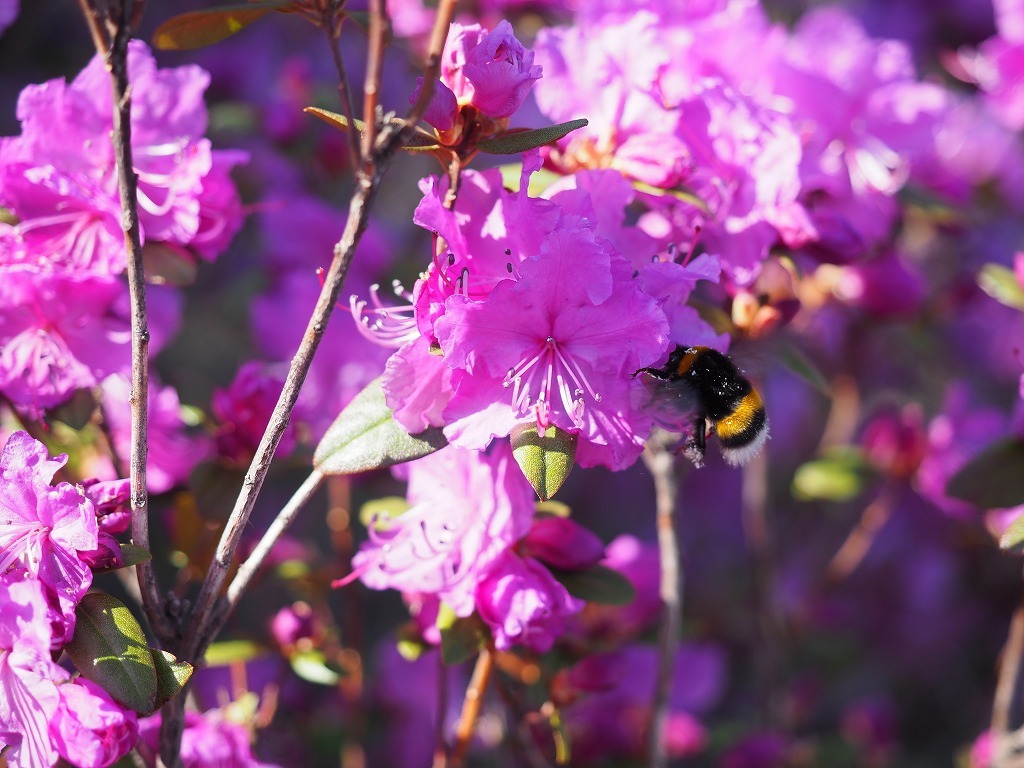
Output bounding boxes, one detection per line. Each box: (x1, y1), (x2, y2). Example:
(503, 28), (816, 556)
(0, 431), (137, 768)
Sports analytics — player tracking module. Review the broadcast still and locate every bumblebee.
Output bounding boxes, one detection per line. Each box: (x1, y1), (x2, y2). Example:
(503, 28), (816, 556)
(634, 345), (769, 468)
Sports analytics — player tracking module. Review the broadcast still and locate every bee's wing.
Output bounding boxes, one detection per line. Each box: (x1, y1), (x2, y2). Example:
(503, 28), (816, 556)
(636, 376), (700, 432)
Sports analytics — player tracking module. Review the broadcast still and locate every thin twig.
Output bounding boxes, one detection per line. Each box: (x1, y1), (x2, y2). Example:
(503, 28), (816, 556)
(75, 0), (173, 645)
(642, 430), (685, 768)
(180, 0), (457, 667)
(361, 0), (385, 163)
(450, 645), (496, 768)
(993, 572), (1024, 767)
(321, 0), (361, 170)
(432, 651), (450, 768)
(223, 469), (324, 608)
(824, 481), (898, 586)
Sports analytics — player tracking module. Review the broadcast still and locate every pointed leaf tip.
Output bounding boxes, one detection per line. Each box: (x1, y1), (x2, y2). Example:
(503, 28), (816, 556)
(314, 377), (447, 475)
(511, 424), (577, 501)
(477, 118), (589, 155)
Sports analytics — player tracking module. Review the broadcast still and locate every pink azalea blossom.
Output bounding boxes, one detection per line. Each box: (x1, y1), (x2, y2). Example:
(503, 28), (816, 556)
(98, 373), (210, 494)
(0, 432), (97, 640)
(138, 709), (280, 768)
(0, 265), (130, 413)
(435, 226), (669, 470)
(440, 20), (542, 118)
(50, 678), (139, 768)
(475, 550), (585, 652)
(348, 444), (535, 617)
(1, 39), (243, 261)
(520, 516), (605, 571)
(0, 575), (65, 768)
(212, 361), (296, 463)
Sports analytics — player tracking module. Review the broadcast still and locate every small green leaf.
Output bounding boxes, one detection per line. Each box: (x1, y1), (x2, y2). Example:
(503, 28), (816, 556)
(290, 649), (343, 686)
(792, 450), (871, 502)
(550, 564), (636, 606)
(119, 544), (153, 568)
(477, 118), (589, 155)
(313, 377), (448, 475)
(303, 107), (440, 149)
(498, 163), (564, 196)
(152, 2), (290, 50)
(358, 496), (411, 528)
(151, 649), (193, 708)
(511, 423), (577, 501)
(204, 640), (265, 666)
(66, 593), (158, 714)
(947, 438), (1024, 510)
(1000, 514), (1024, 554)
(979, 263), (1024, 312)
(396, 623), (429, 662)
(440, 615), (487, 666)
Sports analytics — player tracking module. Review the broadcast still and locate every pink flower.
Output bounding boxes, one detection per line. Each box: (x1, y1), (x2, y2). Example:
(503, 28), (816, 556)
(0, 432), (97, 640)
(435, 226), (669, 470)
(50, 678), (139, 768)
(0, 575), (65, 768)
(348, 444), (535, 617)
(475, 550), (584, 652)
(2, 39), (243, 260)
(461, 20), (543, 118)
(0, 265), (130, 413)
(80, 478), (131, 535)
(439, 21), (541, 118)
(138, 709), (280, 768)
(212, 361), (296, 463)
(520, 516), (605, 571)
(99, 373), (210, 494)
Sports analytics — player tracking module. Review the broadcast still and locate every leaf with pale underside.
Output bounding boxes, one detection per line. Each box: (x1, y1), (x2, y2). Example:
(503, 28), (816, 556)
(153, 2), (292, 50)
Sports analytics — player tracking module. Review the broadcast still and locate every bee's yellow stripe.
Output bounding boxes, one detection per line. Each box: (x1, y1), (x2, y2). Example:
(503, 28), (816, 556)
(717, 389), (765, 443)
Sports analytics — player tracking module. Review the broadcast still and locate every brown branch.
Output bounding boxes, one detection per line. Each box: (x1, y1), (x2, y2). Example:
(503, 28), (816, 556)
(320, 0), (361, 170)
(642, 430), (685, 768)
(993, 574), (1024, 767)
(361, 0), (385, 163)
(180, 0), (458, 667)
(450, 645), (496, 768)
(75, 0), (174, 647)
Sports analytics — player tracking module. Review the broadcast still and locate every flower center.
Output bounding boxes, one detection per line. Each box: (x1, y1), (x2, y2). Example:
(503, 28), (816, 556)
(502, 336), (602, 430)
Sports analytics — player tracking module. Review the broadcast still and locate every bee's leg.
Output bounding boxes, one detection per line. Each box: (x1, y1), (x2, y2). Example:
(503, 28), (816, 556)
(632, 366), (672, 380)
(680, 414), (707, 468)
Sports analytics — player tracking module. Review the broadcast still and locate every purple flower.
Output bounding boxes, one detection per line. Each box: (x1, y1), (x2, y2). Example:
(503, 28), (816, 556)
(348, 444), (535, 617)
(0, 575), (64, 768)
(212, 361), (295, 463)
(475, 550), (584, 652)
(138, 709), (281, 768)
(439, 21), (541, 118)
(410, 77), (459, 131)
(435, 225), (669, 470)
(99, 373), (210, 494)
(0, 432), (97, 639)
(0, 265), (130, 413)
(520, 516), (605, 571)
(50, 678), (139, 768)
(2, 39), (243, 261)
(0, 0), (17, 36)
(461, 20), (542, 118)
(80, 478), (131, 535)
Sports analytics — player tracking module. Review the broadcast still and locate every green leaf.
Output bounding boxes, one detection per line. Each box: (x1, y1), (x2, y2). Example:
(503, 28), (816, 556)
(66, 593), (158, 714)
(947, 438), (1024, 510)
(792, 450), (871, 502)
(511, 423), (577, 501)
(979, 263), (1024, 312)
(440, 615), (487, 666)
(152, 2), (290, 50)
(290, 649), (343, 686)
(313, 377), (447, 475)
(1000, 513), (1024, 554)
(204, 640), (265, 666)
(151, 649), (193, 708)
(119, 544), (152, 568)
(358, 496), (411, 529)
(498, 163), (564, 196)
(477, 118), (589, 155)
(303, 107), (440, 150)
(550, 564), (636, 606)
